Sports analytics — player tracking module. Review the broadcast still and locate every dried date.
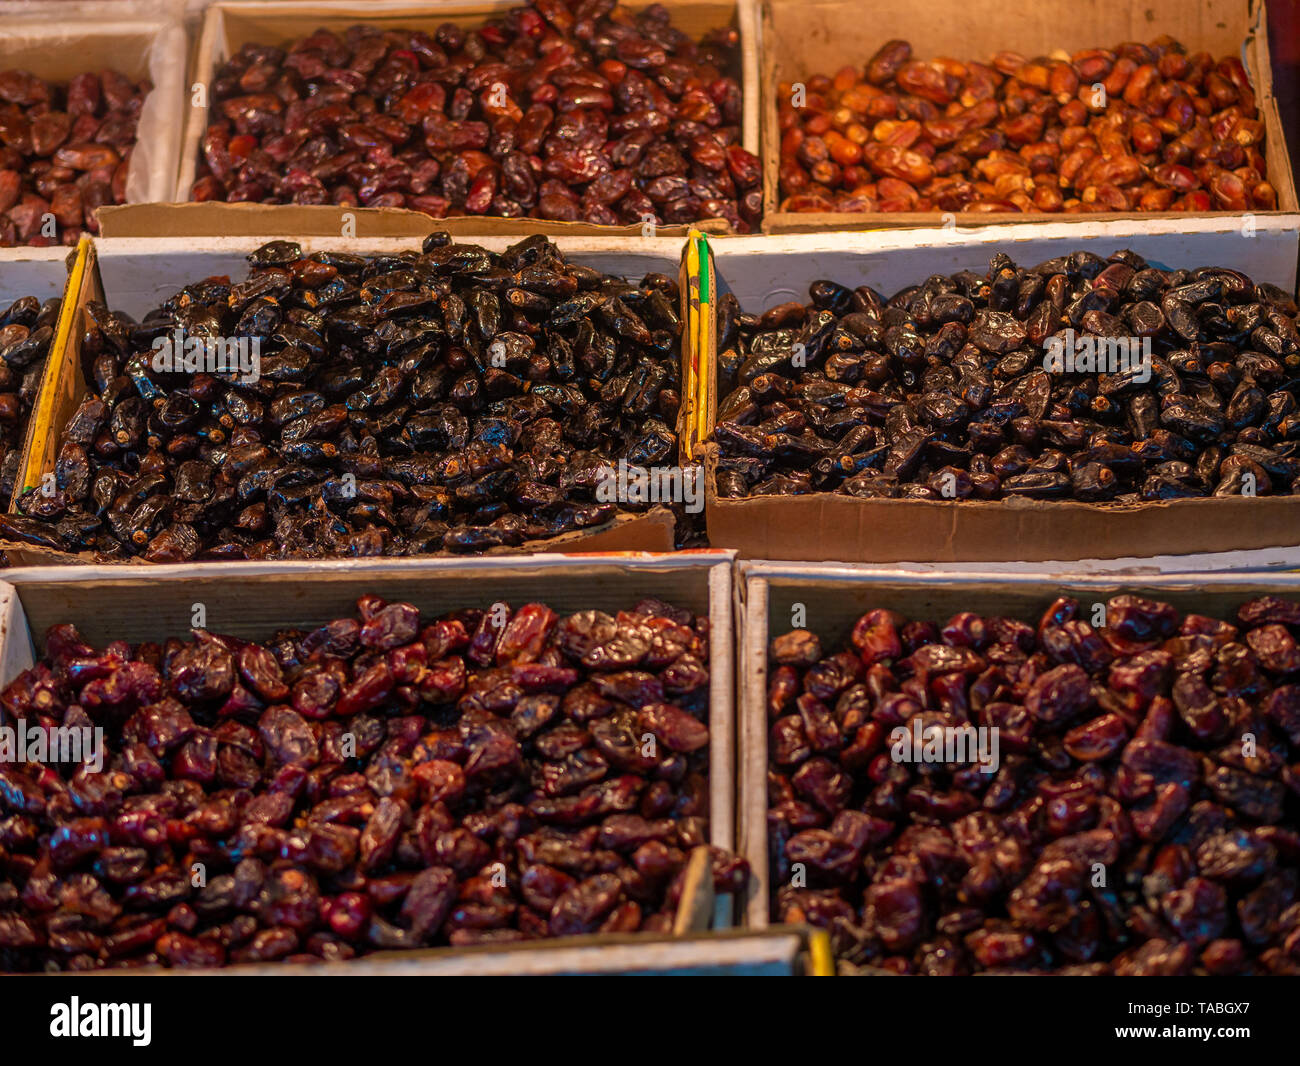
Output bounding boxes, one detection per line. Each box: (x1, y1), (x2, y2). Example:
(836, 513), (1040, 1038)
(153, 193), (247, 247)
(191, 6), (760, 231)
(711, 249), (1300, 504)
(0, 595), (743, 970)
(769, 593), (1300, 975)
(779, 37), (1272, 215)
(3, 234), (689, 559)
(0, 69), (149, 245)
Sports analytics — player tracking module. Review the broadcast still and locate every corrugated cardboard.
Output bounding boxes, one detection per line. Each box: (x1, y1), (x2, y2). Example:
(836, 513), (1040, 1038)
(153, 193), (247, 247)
(170, 0), (759, 236)
(736, 563), (1300, 926)
(760, 0), (1298, 235)
(4, 233), (704, 564)
(96, 203), (732, 240)
(0, 550), (744, 965)
(204, 928), (813, 976)
(704, 226), (1300, 563)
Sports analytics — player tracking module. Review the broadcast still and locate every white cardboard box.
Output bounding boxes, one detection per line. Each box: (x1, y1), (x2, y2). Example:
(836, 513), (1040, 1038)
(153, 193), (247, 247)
(704, 222), (1300, 565)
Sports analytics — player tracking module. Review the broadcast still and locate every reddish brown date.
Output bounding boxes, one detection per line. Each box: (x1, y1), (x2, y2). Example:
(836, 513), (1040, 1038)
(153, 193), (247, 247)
(778, 37), (1271, 215)
(190, 6), (760, 231)
(769, 594), (1300, 975)
(0, 595), (745, 971)
(0, 68), (149, 245)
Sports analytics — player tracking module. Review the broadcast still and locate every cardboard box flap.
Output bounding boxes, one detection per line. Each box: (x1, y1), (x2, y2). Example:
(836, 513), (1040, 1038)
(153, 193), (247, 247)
(97, 204), (733, 240)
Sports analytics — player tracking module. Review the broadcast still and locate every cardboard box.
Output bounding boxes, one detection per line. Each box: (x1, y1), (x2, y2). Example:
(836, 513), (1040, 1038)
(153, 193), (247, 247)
(703, 224), (1300, 564)
(0, 4), (187, 210)
(759, 0), (1299, 235)
(95, 202), (734, 240)
(168, 0), (759, 238)
(4, 232), (705, 565)
(203, 927), (820, 975)
(735, 562), (1300, 926)
(0, 549), (746, 965)
(0, 245), (79, 307)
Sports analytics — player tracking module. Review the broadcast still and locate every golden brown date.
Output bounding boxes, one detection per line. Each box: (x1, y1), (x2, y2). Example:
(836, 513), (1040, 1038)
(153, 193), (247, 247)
(778, 35), (1272, 215)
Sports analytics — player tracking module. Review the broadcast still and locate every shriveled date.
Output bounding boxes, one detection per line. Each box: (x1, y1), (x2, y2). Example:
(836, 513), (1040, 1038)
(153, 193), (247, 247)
(0, 67), (149, 246)
(0, 594), (745, 971)
(768, 593), (1300, 975)
(191, 5), (761, 231)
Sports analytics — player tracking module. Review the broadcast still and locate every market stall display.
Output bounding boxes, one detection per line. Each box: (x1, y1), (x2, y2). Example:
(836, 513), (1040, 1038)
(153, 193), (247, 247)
(1, 0), (1300, 994)
(738, 566), (1300, 976)
(2, 233), (694, 560)
(775, 36), (1276, 216)
(711, 249), (1300, 503)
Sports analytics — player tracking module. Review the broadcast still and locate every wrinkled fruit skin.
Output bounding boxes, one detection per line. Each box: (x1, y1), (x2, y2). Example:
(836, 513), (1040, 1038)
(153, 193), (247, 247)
(710, 249), (1300, 503)
(190, 6), (761, 232)
(4, 234), (691, 560)
(779, 37), (1273, 215)
(0, 67), (148, 246)
(0, 595), (745, 971)
(0, 295), (61, 499)
(768, 594), (1300, 975)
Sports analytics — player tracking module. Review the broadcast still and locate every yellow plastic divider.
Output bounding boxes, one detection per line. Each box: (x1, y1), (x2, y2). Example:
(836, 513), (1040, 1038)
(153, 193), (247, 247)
(807, 929), (835, 975)
(681, 229), (716, 462)
(16, 236), (92, 505)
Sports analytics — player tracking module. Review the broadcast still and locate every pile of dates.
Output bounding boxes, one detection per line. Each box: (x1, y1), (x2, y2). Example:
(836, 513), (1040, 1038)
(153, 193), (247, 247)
(768, 594), (1300, 974)
(0, 68), (150, 246)
(193, 3), (761, 231)
(711, 249), (1300, 503)
(777, 36), (1274, 214)
(0, 595), (746, 970)
(2, 234), (685, 559)
(0, 293), (61, 501)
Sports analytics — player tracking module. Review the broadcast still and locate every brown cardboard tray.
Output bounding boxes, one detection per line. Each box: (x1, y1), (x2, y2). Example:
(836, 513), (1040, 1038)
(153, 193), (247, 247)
(735, 562), (1300, 926)
(758, 0), (1298, 235)
(703, 226), (1300, 564)
(162, 0), (760, 239)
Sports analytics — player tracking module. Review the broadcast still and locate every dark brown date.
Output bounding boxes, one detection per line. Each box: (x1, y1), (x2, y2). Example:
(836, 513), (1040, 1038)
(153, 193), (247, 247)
(5, 235), (690, 559)
(711, 250), (1300, 504)
(0, 294), (61, 499)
